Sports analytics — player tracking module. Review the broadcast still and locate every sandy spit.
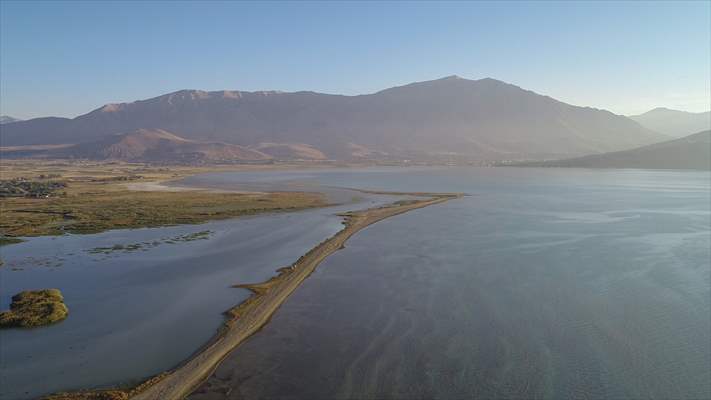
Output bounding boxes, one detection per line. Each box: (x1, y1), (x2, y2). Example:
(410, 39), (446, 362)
(131, 195), (460, 400)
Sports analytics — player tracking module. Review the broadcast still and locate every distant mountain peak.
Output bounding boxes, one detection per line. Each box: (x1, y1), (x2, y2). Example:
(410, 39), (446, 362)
(434, 75), (502, 83)
(476, 77), (503, 82)
(634, 107), (710, 116)
(430, 75), (505, 84)
(0, 115), (22, 124)
(438, 75), (464, 80)
(630, 107), (710, 138)
(376, 75), (519, 97)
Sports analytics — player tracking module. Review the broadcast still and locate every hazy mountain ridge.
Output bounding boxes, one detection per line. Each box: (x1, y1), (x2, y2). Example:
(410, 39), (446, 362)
(0, 77), (666, 161)
(630, 108), (710, 138)
(518, 130), (710, 170)
(0, 115), (22, 124)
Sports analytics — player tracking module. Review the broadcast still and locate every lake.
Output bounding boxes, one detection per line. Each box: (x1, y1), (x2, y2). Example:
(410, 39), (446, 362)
(2, 167), (709, 399)
(186, 167), (711, 400)
(0, 183), (399, 400)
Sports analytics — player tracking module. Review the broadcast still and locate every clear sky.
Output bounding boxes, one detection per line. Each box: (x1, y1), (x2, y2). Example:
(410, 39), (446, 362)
(1, 1), (709, 119)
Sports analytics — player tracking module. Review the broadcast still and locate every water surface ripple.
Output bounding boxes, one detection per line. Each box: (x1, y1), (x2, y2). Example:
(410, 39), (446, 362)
(186, 167), (710, 400)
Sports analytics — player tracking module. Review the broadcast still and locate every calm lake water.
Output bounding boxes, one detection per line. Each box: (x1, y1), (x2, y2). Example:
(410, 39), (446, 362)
(2, 167), (709, 399)
(187, 167), (711, 400)
(0, 184), (399, 400)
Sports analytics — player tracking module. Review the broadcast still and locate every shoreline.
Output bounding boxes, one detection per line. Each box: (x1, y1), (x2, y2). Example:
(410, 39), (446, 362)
(48, 192), (461, 400)
(0, 165), (326, 240)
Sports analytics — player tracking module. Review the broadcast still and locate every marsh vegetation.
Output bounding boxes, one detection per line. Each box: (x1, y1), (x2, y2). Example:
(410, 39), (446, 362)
(0, 178), (67, 198)
(0, 289), (69, 328)
(0, 161), (326, 241)
(87, 231), (213, 255)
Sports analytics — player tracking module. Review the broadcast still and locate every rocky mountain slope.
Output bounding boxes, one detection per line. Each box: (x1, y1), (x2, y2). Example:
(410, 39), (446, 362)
(55, 129), (270, 163)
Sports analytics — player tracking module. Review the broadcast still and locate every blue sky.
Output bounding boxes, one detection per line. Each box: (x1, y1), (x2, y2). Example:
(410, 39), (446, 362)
(1, 1), (709, 119)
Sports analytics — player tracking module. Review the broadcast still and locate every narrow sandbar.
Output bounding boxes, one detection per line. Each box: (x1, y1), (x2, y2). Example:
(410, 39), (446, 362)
(48, 192), (460, 400)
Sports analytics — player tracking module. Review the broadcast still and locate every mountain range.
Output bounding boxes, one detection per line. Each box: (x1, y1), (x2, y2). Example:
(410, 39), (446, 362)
(0, 76), (667, 162)
(629, 108), (710, 138)
(518, 130), (710, 170)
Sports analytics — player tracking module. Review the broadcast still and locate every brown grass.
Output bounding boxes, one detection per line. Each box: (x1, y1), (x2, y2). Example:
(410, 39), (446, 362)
(0, 289), (69, 328)
(0, 161), (326, 238)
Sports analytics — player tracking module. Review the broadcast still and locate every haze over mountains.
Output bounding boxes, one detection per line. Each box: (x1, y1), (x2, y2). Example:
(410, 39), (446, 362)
(520, 130), (711, 170)
(629, 108), (710, 138)
(0, 76), (668, 162)
(0, 116), (22, 124)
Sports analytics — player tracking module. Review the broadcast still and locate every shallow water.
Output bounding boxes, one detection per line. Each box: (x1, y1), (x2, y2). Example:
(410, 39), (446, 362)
(186, 167), (711, 400)
(0, 180), (400, 400)
(3, 167), (709, 399)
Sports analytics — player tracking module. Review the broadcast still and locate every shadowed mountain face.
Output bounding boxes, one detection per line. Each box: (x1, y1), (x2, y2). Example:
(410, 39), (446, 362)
(0, 77), (666, 161)
(53, 129), (270, 163)
(630, 108), (711, 138)
(520, 130), (710, 170)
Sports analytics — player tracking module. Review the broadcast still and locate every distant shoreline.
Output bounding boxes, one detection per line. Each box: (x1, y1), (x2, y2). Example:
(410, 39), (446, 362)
(49, 192), (461, 400)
